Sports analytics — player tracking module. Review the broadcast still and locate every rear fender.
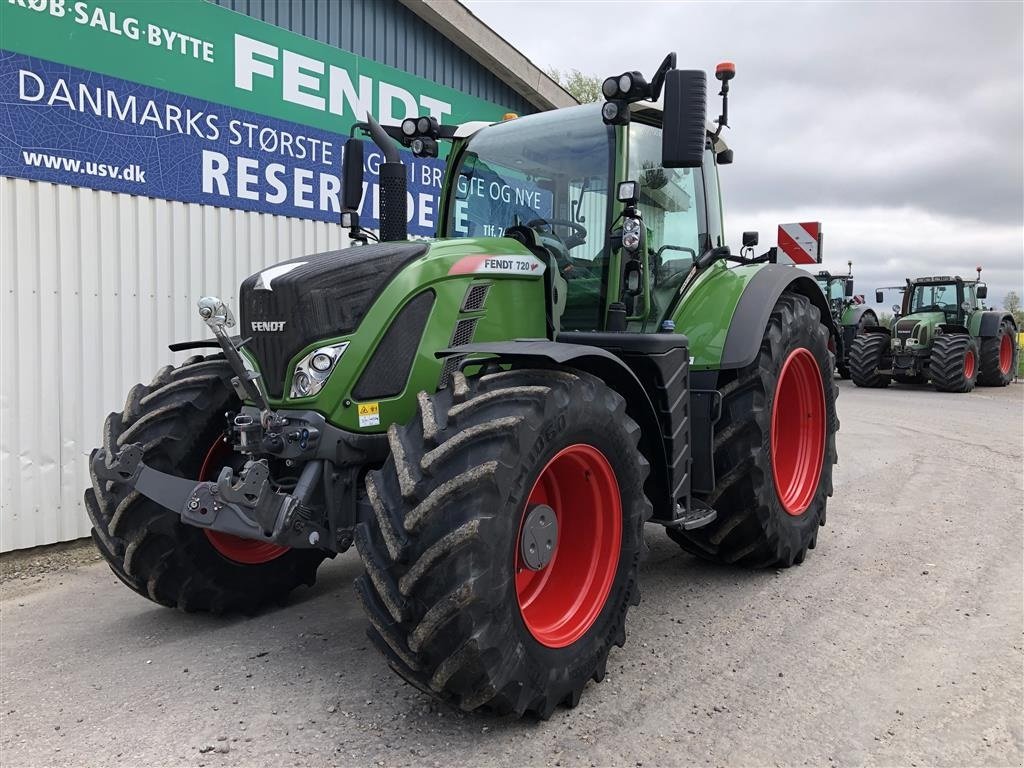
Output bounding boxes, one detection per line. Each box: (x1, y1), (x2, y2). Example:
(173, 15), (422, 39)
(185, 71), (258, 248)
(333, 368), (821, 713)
(863, 325), (892, 337)
(439, 340), (676, 521)
(719, 265), (839, 370)
(842, 305), (876, 327)
(974, 311), (1016, 337)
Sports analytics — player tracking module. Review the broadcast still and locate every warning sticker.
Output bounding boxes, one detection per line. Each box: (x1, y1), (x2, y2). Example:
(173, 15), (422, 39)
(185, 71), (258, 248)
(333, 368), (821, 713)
(357, 402), (381, 428)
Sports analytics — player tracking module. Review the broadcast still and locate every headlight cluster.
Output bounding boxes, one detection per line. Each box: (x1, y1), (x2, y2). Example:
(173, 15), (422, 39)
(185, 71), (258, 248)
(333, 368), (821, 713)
(290, 342), (349, 399)
(622, 216), (642, 251)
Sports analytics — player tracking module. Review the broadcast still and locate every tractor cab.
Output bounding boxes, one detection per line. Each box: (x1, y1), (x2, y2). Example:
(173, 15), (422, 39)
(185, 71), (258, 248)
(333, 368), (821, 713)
(815, 270), (854, 307)
(438, 102), (726, 333)
(901, 276), (983, 326)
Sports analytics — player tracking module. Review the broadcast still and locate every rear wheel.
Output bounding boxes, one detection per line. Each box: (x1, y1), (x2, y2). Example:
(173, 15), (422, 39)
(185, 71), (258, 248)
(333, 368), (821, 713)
(669, 291), (837, 567)
(355, 369), (651, 717)
(84, 355), (325, 613)
(978, 319), (1018, 386)
(929, 334), (979, 393)
(849, 332), (891, 388)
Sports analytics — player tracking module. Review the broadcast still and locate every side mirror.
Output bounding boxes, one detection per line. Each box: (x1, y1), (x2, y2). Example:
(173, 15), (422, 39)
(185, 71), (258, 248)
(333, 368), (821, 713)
(875, 290), (884, 304)
(742, 231), (758, 247)
(342, 137), (364, 212)
(977, 283), (988, 299)
(661, 69), (707, 169)
(845, 279), (854, 298)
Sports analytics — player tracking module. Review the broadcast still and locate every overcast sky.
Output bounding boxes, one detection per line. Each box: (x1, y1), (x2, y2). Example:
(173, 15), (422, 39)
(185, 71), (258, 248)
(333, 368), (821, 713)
(465, 0), (1024, 311)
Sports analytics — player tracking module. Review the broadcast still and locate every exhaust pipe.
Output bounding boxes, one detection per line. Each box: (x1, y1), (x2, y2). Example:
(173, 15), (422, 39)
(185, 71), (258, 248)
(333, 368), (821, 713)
(365, 114), (407, 242)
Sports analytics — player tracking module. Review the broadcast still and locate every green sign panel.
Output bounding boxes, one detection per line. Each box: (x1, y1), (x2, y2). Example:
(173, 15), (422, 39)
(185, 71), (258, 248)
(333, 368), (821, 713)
(0, 0), (511, 132)
(1, 0), (513, 229)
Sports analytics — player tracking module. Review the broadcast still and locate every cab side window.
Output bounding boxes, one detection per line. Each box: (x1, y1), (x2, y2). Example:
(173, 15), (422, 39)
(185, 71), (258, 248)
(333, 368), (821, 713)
(627, 122), (707, 327)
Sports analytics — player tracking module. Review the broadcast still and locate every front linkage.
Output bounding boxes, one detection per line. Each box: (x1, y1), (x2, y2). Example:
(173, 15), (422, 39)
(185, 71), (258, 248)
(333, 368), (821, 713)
(92, 296), (384, 556)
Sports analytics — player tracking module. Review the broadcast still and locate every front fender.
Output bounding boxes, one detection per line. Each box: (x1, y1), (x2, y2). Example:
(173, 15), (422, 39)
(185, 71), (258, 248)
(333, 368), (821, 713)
(440, 339), (676, 520)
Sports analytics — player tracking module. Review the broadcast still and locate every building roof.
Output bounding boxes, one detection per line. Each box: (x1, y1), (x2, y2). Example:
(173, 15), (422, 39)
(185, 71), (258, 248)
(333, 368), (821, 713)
(398, 0), (578, 111)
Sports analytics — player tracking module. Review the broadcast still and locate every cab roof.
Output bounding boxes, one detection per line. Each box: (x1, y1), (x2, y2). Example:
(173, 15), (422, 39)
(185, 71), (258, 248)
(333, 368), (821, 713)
(454, 101), (730, 154)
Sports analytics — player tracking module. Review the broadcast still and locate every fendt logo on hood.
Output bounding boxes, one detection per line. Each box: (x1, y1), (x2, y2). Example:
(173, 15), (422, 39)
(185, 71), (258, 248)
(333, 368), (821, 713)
(251, 321), (287, 332)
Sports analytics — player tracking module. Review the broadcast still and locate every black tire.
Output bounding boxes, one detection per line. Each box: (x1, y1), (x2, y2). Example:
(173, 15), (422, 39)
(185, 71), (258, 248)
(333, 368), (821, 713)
(84, 355), (326, 613)
(668, 291), (837, 567)
(849, 332), (892, 388)
(837, 311), (877, 379)
(977, 319), (1018, 386)
(355, 368), (651, 718)
(928, 334), (979, 393)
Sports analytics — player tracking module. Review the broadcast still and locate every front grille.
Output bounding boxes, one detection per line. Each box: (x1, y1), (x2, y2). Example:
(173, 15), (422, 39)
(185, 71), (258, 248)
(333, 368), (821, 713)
(240, 241), (428, 397)
(352, 290), (435, 400)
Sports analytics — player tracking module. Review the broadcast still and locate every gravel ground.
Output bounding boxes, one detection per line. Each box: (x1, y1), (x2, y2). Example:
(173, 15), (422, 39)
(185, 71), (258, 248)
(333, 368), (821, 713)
(1, 380), (1022, 767)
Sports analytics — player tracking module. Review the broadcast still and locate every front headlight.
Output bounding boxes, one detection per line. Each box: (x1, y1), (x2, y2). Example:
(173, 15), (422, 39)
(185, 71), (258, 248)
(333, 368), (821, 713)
(290, 342), (349, 399)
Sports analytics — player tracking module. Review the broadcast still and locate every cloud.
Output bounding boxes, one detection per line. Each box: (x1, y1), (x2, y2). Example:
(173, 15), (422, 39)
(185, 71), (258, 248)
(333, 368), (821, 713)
(465, 0), (1024, 306)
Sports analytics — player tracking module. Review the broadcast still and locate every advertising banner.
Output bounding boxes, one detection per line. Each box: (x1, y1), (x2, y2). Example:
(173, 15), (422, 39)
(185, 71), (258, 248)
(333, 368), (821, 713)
(0, 0), (516, 234)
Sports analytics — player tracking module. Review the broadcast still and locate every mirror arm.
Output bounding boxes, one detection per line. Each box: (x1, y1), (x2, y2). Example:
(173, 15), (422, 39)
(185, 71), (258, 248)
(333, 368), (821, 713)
(362, 114), (401, 164)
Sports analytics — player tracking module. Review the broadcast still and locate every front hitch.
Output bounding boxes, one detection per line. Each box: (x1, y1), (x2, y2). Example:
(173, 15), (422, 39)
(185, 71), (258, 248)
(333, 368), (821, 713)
(91, 445), (329, 549)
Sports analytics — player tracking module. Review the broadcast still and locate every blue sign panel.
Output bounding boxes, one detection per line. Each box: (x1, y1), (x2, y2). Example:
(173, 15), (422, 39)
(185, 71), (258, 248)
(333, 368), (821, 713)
(0, 51), (447, 235)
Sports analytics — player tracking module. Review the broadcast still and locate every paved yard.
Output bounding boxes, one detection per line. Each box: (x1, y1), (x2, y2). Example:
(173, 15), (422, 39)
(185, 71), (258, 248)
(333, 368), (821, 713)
(2, 381), (1022, 767)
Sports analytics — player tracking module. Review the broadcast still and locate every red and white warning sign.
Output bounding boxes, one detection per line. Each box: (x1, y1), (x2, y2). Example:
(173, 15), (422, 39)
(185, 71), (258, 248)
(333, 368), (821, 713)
(777, 222), (822, 265)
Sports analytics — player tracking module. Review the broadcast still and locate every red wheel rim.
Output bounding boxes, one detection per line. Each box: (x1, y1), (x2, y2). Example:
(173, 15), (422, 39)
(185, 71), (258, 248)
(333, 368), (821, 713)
(199, 439), (290, 565)
(964, 349), (976, 379)
(998, 333), (1012, 375)
(515, 444), (621, 648)
(771, 348), (826, 516)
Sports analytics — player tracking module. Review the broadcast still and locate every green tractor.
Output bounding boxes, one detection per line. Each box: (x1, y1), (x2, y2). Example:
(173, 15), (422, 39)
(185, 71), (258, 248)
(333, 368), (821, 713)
(813, 261), (878, 378)
(86, 57), (839, 717)
(849, 270), (1018, 391)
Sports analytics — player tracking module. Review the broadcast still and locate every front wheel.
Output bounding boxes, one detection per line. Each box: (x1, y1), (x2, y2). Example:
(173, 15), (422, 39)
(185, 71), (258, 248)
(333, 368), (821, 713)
(929, 334), (978, 393)
(669, 291), (838, 567)
(354, 369), (651, 718)
(849, 333), (892, 388)
(84, 355), (326, 613)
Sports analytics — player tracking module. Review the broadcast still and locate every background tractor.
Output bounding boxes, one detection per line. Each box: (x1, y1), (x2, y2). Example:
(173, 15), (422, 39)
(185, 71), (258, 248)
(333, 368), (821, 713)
(86, 56), (840, 718)
(849, 270), (1018, 392)
(813, 260), (877, 378)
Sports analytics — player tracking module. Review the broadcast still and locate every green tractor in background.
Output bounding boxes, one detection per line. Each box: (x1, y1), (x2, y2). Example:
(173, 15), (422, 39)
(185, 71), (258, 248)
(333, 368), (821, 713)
(849, 269), (1018, 392)
(813, 261), (878, 378)
(86, 57), (840, 718)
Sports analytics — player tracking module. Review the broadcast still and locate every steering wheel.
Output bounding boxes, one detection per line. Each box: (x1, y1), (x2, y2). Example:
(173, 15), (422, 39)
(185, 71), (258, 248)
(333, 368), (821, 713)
(526, 218), (588, 249)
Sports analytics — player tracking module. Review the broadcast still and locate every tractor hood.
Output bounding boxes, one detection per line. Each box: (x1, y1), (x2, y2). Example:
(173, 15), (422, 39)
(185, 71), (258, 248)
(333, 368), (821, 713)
(893, 312), (944, 347)
(240, 242), (428, 397)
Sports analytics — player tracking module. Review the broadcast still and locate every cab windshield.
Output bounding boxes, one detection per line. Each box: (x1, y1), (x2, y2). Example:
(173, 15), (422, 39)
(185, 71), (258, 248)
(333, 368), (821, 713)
(446, 105), (614, 330)
(816, 277), (845, 301)
(909, 283), (958, 314)
(446, 105), (612, 249)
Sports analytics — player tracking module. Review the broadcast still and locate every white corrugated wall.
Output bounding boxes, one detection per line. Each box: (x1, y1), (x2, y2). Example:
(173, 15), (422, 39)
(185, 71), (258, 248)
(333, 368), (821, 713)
(0, 176), (349, 551)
